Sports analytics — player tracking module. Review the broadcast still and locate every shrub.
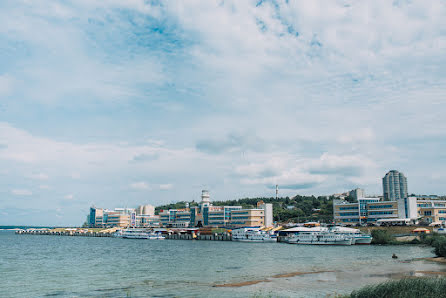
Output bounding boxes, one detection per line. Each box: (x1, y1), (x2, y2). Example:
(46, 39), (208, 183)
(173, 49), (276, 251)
(371, 229), (395, 244)
(349, 277), (446, 298)
(432, 236), (446, 257)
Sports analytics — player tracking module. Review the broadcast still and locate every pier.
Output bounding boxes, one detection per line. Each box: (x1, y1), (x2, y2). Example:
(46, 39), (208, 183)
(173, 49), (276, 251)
(15, 229), (233, 241)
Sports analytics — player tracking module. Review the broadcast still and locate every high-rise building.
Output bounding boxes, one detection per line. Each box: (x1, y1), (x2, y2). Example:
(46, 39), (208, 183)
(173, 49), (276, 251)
(382, 170), (408, 201)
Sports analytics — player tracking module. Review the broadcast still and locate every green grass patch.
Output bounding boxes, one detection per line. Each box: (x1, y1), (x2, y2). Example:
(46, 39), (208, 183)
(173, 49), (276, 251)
(349, 277), (446, 298)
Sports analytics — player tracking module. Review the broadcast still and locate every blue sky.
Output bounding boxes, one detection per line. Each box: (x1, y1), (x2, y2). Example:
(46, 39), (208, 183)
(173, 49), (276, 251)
(1, 0), (445, 225)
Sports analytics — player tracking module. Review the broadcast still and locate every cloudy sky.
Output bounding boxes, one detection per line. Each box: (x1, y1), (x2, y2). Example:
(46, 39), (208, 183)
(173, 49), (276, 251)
(1, 0), (445, 225)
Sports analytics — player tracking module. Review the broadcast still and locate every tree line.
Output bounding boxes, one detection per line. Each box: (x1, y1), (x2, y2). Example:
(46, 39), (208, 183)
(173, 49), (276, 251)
(155, 195), (335, 223)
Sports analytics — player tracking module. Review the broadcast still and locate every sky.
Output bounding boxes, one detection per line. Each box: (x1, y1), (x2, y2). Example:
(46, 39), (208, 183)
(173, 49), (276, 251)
(1, 0), (445, 226)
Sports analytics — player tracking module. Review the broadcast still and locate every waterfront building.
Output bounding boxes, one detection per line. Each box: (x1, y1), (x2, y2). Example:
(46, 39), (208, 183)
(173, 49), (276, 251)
(333, 196), (446, 226)
(158, 190), (272, 228)
(416, 199), (446, 224)
(333, 197), (415, 225)
(89, 205), (160, 228)
(382, 170), (408, 201)
(136, 204), (155, 216)
(105, 212), (130, 227)
(229, 208), (265, 227)
(257, 200), (273, 227)
(89, 207), (103, 226)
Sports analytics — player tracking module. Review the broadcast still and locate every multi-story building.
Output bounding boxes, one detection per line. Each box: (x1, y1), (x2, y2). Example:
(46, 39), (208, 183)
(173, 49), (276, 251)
(158, 190), (273, 228)
(382, 170), (408, 201)
(349, 188), (365, 200)
(334, 196), (446, 226)
(89, 205), (159, 228)
(229, 208), (265, 227)
(417, 199), (446, 224)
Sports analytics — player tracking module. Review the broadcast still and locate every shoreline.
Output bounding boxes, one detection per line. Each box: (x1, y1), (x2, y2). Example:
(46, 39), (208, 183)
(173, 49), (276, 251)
(213, 270), (336, 288)
(420, 257), (446, 264)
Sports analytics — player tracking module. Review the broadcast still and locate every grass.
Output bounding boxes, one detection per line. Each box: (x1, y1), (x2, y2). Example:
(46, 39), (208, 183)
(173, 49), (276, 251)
(348, 277), (446, 298)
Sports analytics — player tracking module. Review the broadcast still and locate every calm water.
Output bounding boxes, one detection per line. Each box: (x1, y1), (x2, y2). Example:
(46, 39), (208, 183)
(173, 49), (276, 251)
(1, 231), (445, 297)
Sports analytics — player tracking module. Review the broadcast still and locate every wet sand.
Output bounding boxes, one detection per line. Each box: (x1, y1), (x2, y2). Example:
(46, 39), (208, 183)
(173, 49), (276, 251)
(272, 270), (335, 278)
(423, 257), (446, 264)
(213, 271), (335, 287)
(416, 270), (446, 276)
(213, 279), (270, 287)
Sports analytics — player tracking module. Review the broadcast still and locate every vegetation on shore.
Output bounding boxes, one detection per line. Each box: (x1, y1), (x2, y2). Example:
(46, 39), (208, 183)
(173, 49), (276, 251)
(347, 277), (446, 298)
(421, 234), (446, 257)
(155, 195), (335, 223)
(370, 229), (446, 257)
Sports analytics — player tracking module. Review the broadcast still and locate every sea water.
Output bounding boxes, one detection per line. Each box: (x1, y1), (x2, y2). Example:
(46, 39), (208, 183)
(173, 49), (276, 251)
(1, 230), (445, 297)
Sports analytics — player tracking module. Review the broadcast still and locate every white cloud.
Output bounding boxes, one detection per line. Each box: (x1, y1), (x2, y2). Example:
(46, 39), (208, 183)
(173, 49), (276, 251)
(0, 74), (14, 96)
(39, 185), (51, 190)
(130, 182), (150, 190)
(11, 189), (32, 196)
(70, 173), (81, 179)
(64, 194), (74, 200)
(337, 128), (375, 144)
(28, 172), (49, 180)
(159, 184), (173, 190)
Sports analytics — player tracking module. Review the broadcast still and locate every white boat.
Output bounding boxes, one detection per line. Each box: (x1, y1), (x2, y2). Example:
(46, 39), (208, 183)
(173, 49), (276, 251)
(118, 229), (166, 240)
(147, 232), (165, 240)
(286, 227), (353, 245)
(112, 229), (124, 238)
(122, 229), (150, 239)
(232, 227), (277, 243)
(330, 226), (372, 245)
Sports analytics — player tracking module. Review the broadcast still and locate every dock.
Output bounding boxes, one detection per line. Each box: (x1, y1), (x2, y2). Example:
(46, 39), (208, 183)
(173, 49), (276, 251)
(15, 229), (233, 241)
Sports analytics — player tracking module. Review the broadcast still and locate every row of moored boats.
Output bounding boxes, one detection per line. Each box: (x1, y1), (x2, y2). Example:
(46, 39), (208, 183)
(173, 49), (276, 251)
(232, 226), (372, 245)
(112, 226), (372, 245)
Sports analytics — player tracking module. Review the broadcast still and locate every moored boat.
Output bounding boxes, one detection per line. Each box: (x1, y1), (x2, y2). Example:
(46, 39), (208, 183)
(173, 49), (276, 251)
(147, 232), (165, 240)
(330, 226), (372, 245)
(285, 227), (353, 245)
(122, 229), (150, 239)
(117, 229), (166, 240)
(232, 227), (277, 243)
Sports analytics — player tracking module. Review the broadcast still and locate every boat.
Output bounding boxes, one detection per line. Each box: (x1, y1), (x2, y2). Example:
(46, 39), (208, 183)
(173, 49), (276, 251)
(117, 229), (166, 240)
(330, 226), (372, 245)
(231, 227), (277, 243)
(147, 232), (165, 240)
(122, 229), (150, 239)
(286, 227), (353, 245)
(112, 229), (124, 238)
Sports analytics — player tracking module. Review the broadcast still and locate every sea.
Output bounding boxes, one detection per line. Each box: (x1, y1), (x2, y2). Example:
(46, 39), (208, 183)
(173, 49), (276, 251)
(1, 230), (445, 297)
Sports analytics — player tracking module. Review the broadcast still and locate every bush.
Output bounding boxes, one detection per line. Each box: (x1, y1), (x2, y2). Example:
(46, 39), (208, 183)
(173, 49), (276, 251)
(371, 229), (395, 244)
(349, 277), (446, 298)
(432, 236), (446, 257)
